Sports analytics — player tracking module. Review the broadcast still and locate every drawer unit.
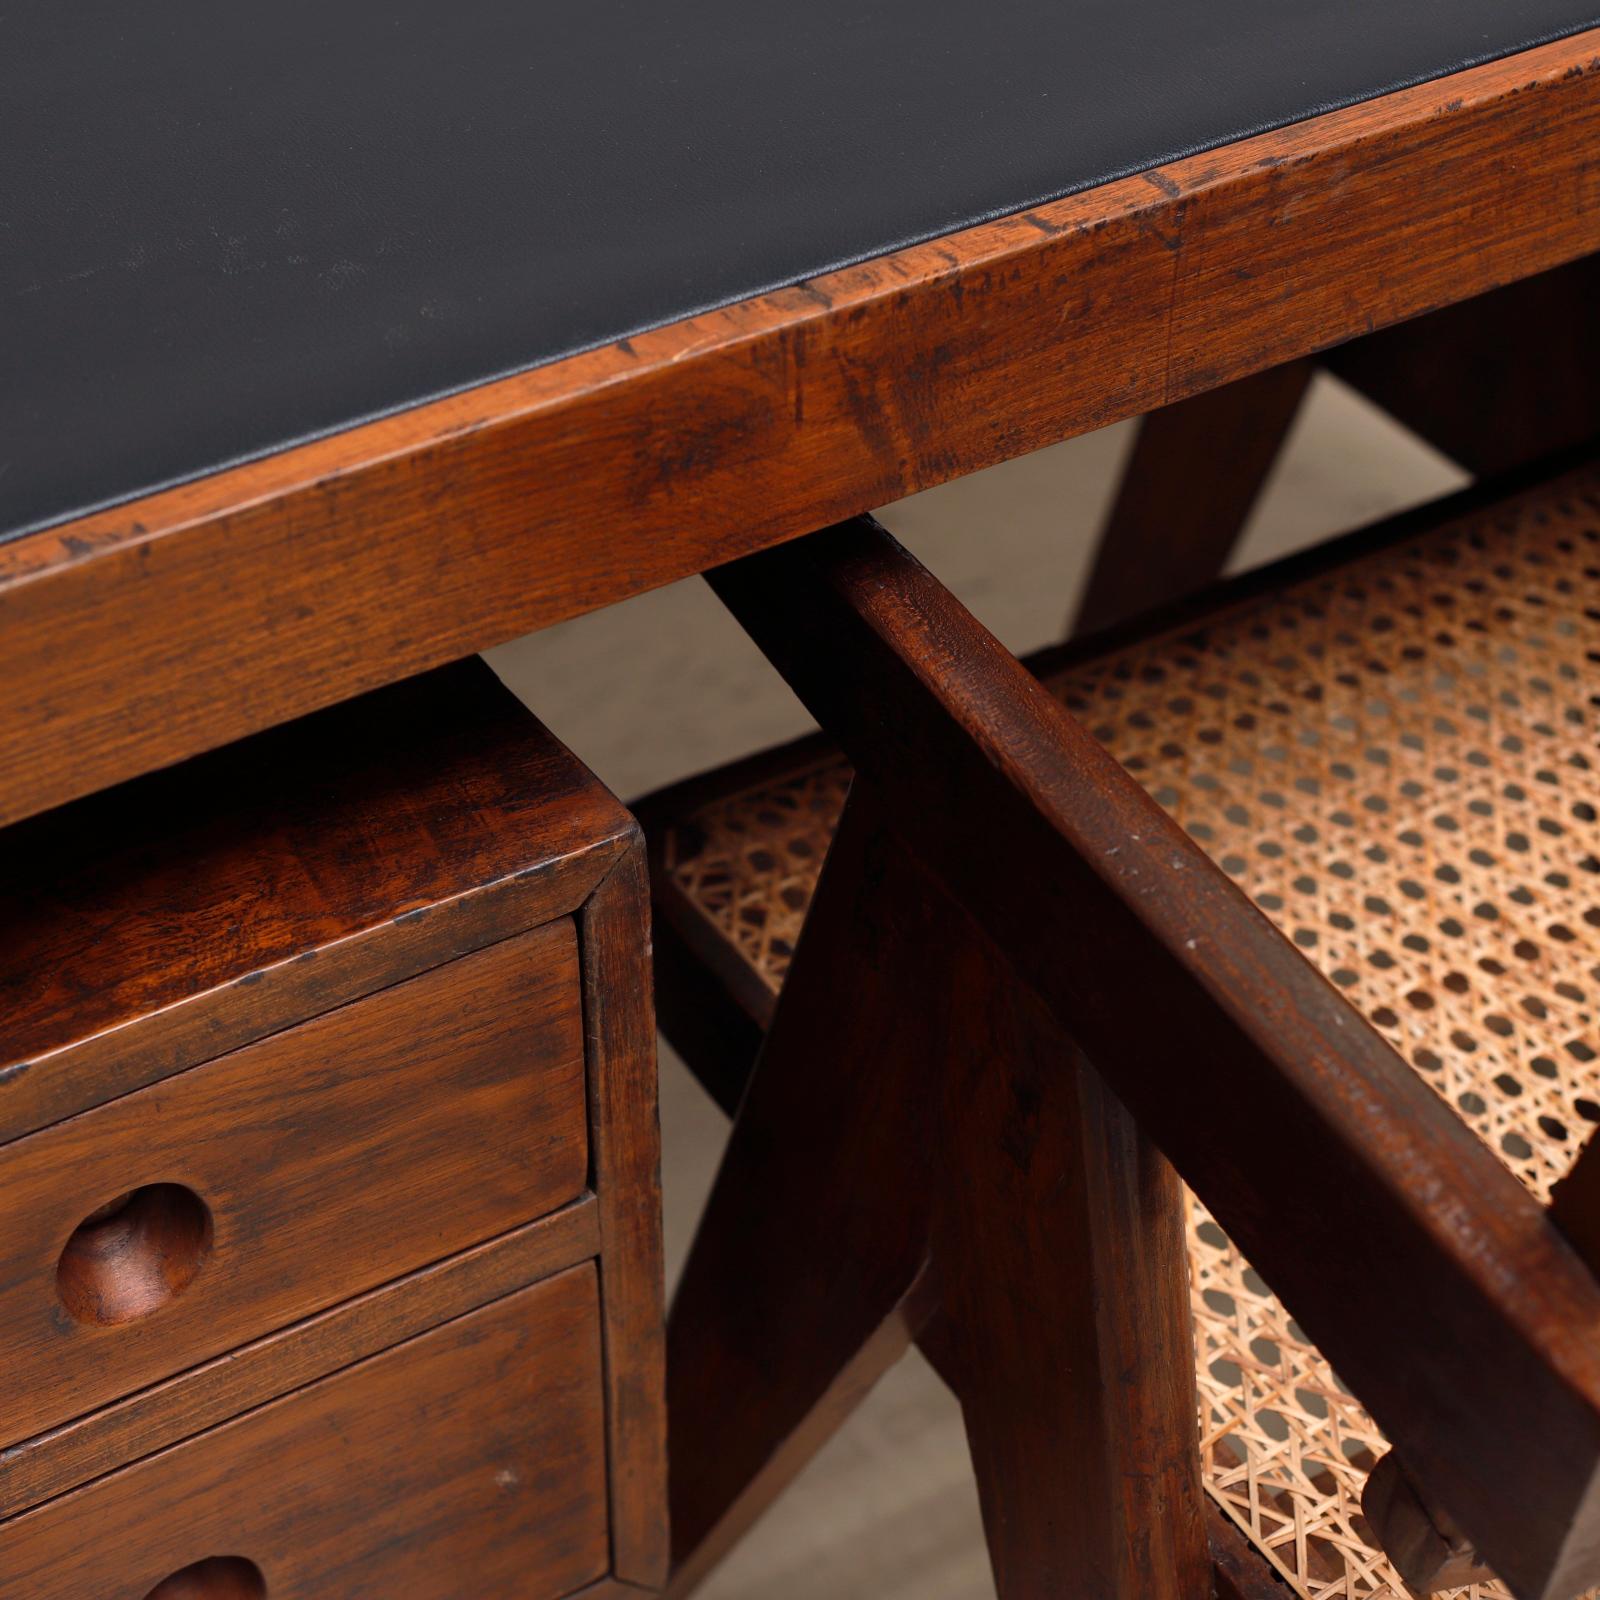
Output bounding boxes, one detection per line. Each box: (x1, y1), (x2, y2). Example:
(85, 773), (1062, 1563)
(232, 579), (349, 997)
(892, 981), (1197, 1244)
(0, 1267), (610, 1599)
(1, 924), (586, 1443)
(0, 660), (665, 1595)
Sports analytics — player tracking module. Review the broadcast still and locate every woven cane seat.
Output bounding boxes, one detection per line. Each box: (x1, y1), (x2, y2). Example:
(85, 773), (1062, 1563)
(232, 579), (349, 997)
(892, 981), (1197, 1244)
(651, 469), (1600, 1600)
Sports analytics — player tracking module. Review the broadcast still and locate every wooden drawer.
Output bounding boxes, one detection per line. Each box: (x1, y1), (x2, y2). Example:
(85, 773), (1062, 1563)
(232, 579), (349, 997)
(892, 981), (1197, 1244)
(0, 661), (665, 1589)
(0, 1264), (610, 1599)
(0, 922), (586, 1448)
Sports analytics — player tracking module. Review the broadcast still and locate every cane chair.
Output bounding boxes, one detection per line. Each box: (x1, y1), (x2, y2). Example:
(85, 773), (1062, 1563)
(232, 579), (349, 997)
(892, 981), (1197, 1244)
(648, 460), (1600, 1600)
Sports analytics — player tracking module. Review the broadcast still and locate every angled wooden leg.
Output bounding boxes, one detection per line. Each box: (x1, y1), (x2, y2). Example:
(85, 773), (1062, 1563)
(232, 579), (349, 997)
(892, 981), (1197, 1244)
(668, 777), (1212, 1599)
(1080, 258), (1600, 647)
(1325, 253), (1600, 476)
(927, 936), (1210, 1600)
(1078, 258), (1600, 644)
(1073, 359), (1313, 635)
(666, 790), (948, 1595)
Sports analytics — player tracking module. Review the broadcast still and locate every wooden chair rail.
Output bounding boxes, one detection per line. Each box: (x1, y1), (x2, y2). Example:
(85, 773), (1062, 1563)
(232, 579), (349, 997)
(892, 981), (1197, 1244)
(704, 515), (1600, 1599)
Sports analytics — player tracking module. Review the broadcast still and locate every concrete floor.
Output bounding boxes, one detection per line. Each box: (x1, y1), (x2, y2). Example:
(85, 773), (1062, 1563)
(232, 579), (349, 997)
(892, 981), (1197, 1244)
(487, 376), (1464, 1600)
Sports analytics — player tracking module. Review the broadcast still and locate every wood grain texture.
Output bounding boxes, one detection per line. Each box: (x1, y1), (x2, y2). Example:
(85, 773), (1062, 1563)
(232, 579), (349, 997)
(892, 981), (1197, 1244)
(0, 1266), (612, 1600)
(0, 1198), (599, 1520)
(3, 35), (1599, 825)
(705, 516), (1600, 1600)
(932, 966), (1210, 1600)
(577, 840), (669, 1589)
(668, 788), (1208, 1598)
(667, 791), (947, 1596)
(1208, 1509), (1296, 1600)
(1072, 359), (1313, 635)
(0, 925), (586, 1447)
(0, 658), (631, 1144)
(1080, 254), (1600, 635)
(1326, 253), (1600, 477)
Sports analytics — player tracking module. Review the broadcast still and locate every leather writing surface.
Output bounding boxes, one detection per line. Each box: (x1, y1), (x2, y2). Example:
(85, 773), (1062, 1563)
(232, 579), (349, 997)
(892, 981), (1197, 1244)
(4, 0), (1597, 540)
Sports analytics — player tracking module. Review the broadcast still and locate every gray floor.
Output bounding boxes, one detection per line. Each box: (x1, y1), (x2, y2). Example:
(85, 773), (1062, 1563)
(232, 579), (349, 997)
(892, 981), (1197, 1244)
(487, 377), (1463, 1599)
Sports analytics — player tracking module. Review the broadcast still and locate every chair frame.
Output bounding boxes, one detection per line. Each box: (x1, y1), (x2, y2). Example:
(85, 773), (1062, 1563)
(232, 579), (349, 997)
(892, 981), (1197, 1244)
(661, 484), (1600, 1600)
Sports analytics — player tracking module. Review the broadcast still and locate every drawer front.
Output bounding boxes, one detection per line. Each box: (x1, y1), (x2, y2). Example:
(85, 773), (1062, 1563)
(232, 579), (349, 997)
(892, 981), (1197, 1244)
(0, 922), (587, 1446)
(0, 1264), (610, 1599)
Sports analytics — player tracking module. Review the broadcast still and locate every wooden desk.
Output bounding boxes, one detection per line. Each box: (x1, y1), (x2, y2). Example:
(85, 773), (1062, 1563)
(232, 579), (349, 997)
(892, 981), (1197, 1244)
(3, 28), (1599, 825)
(5, 14), (1600, 1596)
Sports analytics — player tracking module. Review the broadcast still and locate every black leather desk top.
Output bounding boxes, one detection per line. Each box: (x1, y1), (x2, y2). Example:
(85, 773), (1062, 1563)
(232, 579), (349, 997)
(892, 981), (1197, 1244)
(6, 2), (1598, 543)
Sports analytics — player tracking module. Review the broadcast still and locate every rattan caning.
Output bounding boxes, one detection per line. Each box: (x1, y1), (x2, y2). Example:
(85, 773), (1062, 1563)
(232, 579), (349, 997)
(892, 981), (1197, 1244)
(657, 472), (1600, 1600)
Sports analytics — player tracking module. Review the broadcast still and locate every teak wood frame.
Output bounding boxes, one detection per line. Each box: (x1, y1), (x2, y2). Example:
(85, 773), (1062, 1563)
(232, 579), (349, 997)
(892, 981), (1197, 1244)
(662, 515), (1600, 1600)
(4, 32), (1600, 826)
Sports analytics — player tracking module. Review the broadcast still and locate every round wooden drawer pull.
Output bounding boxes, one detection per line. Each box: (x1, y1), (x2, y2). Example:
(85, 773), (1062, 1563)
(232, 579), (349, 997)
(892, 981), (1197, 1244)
(143, 1557), (265, 1599)
(56, 1183), (212, 1326)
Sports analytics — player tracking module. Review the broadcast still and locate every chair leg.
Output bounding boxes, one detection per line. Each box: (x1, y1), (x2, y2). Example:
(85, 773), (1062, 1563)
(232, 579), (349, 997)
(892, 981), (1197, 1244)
(928, 949), (1211, 1600)
(668, 786), (1211, 1598)
(1072, 359), (1313, 636)
(665, 790), (948, 1595)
